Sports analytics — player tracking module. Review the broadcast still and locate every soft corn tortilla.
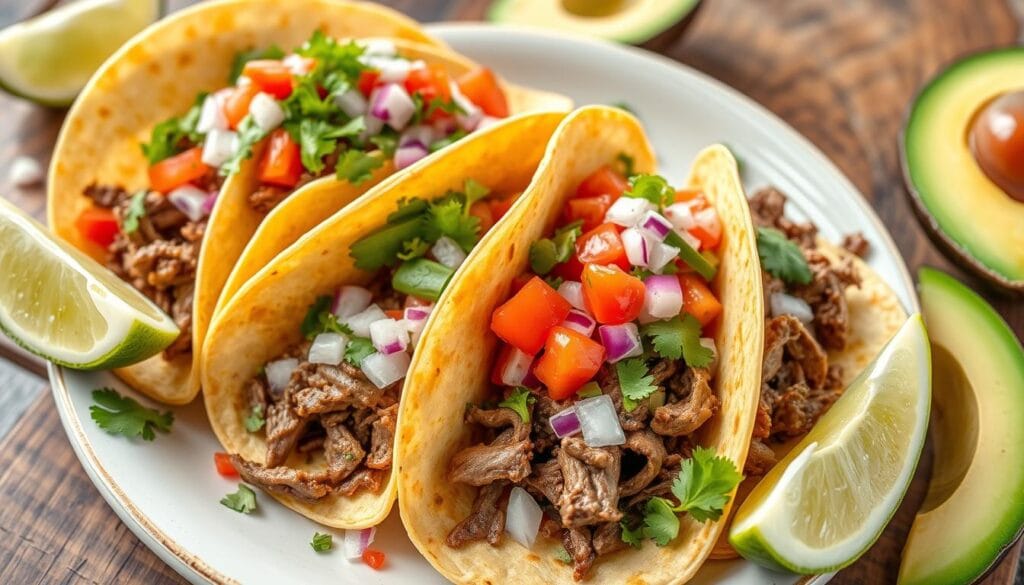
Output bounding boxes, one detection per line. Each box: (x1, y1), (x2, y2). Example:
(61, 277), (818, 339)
(201, 111), (567, 528)
(396, 106), (765, 584)
(47, 0), (569, 405)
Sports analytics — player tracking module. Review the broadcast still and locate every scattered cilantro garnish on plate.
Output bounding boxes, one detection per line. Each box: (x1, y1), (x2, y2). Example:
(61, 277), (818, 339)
(640, 448), (742, 545)
(311, 532), (333, 552)
(554, 546), (572, 564)
(301, 295), (353, 339)
(244, 404), (265, 433)
(140, 94), (205, 164)
(89, 388), (173, 441)
(221, 484), (257, 514)
(641, 315), (713, 367)
(624, 174), (674, 209)
(122, 191), (147, 234)
(530, 220), (583, 276)
(757, 227), (812, 285)
(344, 336), (376, 366)
(617, 359), (656, 412)
(499, 387), (535, 423)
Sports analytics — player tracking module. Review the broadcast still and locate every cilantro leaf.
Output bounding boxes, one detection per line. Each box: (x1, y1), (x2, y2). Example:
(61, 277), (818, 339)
(429, 129), (468, 153)
(620, 520), (645, 549)
(336, 149), (384, 185)
(463, 178), (491, 208)
(282, 75), (338, 121)
(311, 532), (333, 552)
(244, 404), (265, 433)
(554, 546), (572, 564)
(498, 387), (535, 423)
(642, 497), (680, 546)
(301, 295), (352, 339)
(122, 191), (147, 234)
(229, 45), (285, 84)
(617, 358), (657, 412)
(344, 336), (375, 366)
(671, 447), (743, 522)
(221, 115), (267, 176)
(624, 174), (674, 209)
(140, 94), (205, 164)
(350, 217), (425, 270)
(370, 131), (399, 157)
(529, 220), (583, 276)
(641, 315), (713, 367)
(387, 198), (429, 224)
(424, 198), (480, 252)
(290, 117), (365, 174)
(756, 227), (812, 285)
(89, 388), (173, 441)
(297, 32), (366, 83)
(396, 237), (430, 261)
(220, 484), (257, 514)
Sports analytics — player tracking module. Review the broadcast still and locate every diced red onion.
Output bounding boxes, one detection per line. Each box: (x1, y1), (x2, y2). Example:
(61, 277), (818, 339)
(369, 318), (409, 355)
(621, 228), (649, 267)
(400, 125), (437, 149)
(333, 89), (367, 118)
(639, 210), (673, 241)
(693, 207), (722, 243)
(404, 305), (433, 347)
(197, 92), (228, 133)
(249, 92), (284, 132)
(640, 275), (683, 323)
(647, 240), (680, 273)
(561, 309), (596, 337)
(598, 323), (643, 363)
(497, 346), (534, 386)
(605, 197), (654, 227)
(168, 185), (210, 222)
(505, 487), (543, 550)
(449, 81), (483, 131)
(359, 39), (397, 57)
(342, 304), (387, 337)
(770, 292), (814, 324)
(576, 394), (626, 447)
(201, 192), (218, 215)
(370, 83), (415, 131)
(664, 202), (696, 231)
(431, 236), (467, 268)
(282, 54), (314, 76)
(201, 128), (239, 168)
(308, 332), (347, 366)
(333, 286), (372, 318)
(394, 140), (429, 170)
(549, 406), (581, 438)
(361, 350), (410, 388)
(265, 358), (298, 394)
(344, 527), (376, 559)
(556, 281), (586, 311)
(404, 306), (432, 322)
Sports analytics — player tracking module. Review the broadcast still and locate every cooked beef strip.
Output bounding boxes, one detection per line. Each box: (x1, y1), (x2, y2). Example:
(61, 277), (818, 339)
(336, 468), (386, 497)
(651, 367), (718, 437)
(744, 439), (778, 476)
(842, 232), (870, 257)
(753, 395), (772, 439)
(593, 521), (628, 557)
(531, 395), (564, 454)
(365, 404), (397, 470)
(84, 183), (130, 208)
(231, 455), (331, 502)
(625, 453), (682, 509)
(292, 362), (386, 416)
(524, 457), (563, 505)
(557, 437), (622, 528)
(248, 185), (290, 214)
(763, 316), (828, 389)
(748, 187), (818, 247)
(793, 250), (861, 351)
(446, 482), (507, 548)
(448, 407), (533, 486)
(246, 377), (268, 419)
(619, 430), (667, 497)
(264, 368), (311, 467)
(321, 411), (365, 484)
(562, 526), (596, 582)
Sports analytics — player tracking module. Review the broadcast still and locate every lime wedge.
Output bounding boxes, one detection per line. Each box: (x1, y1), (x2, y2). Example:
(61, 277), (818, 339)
(0, 0), (160, 106)
(0, 198), (178, 369)
(729, 314), (931, 573)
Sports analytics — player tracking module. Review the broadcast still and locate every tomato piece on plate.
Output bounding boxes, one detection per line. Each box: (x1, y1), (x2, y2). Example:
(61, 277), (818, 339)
(576, 166), (628, 199)
(214, 452), (238, 477)
(148, 147), (209, 193)
(582, 263), (646, 325)
(358, 70), (381, 97)
(679, 273), (722, 327)
(576, 222), (630, 271)
(362, 549), (386, 569)
(491, 276), (571, 355)
(534, 326), (605, 400)
(223, 84), (261, 129)
(75, 208), (120, 247)
(242, 60), (294, 99)
(456, 67), (508, 118)
(565, 193), (613, 233)
(258, 129), (303, 188)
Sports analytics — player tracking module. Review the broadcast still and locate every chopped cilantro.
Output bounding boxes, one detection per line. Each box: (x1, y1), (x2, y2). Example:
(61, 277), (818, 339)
(642, 496), (680, 546)
(641, 315), (713, 367)
(370, 131), (399, 157)
(89, 388), (173, 441)
(529, 220), (583, 276)
(220, 484), (257, 514)
(220, 115), (267, 176)
(311, 532), (333, 552)
(617, 359), (656, 412)
(757, 227), (812, 285)
(543, 275), (564, 289)
(300, 295), (352, 339)
(229, 45), (285, 84)
(282, 75), (338, 121)
(620, 520), (644, 548)
(351, 217), (425, 270)
(122, 191), (147, 234)
(296, 32), (366, 83)
(387, 198), (429, 224)
(336, 149), (384, 185)
(463, 178), (491, 207)
(429, 129), (468, 153)
(344, 336), (375, 366)
(554, 546), (572, 564)
(424, 197), (481, 252)
(140, 94), (205, 164)
(244, 404), (265, 433)
(624, 174), (674, 209)
(396, 237), (430, 261)
(288, 116), (365, 174)
(498, 387), (535, 423)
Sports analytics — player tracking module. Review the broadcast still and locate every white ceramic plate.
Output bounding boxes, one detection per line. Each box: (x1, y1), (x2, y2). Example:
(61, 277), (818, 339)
(49, 24), (917, 585)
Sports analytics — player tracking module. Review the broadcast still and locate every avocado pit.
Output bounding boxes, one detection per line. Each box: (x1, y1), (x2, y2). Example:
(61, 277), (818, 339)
(969, 90), (1024, 203)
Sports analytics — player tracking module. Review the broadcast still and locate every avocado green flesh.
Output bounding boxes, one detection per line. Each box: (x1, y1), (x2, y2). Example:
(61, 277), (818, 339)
(488, 0), (699, 44)
(899, 268), (1024, 585)
(904, 49), (1024, 283)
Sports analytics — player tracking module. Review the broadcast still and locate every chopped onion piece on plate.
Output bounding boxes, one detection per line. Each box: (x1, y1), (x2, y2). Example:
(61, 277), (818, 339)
(343, 527), (376, 560)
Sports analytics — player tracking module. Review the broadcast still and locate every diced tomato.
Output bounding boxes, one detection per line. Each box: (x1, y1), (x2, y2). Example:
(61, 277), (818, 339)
(385, 309), (404, 320)
(674, 189), (707, 204)
(575, 222), (630, 271)
(358, 70), (381, 97)
(533, 326), (605, 400)
(491, 276), (571, 355)
(404, 63), (452, 103)
(148, 147), (209, 193)
(362, 549), (386, 570)
(258, 129), (303, 188)
(551, 254), (585, 281)
(242, 60), (294, 99)
(565, 194), (613, 233)
(456, 67), (508, 118)
(469, 201), (495, 234)
(679, 273), (722, 327)
(581, 263), (646, 325)
(491, 343), (534, 386)
(223, 84), (261, 129)
(214, 452), (238, 477)
(576, 166), (628, 199)
(510, 272), (533, 294)
(489, 193), (519, 221)
(689, 207), (722, 250)
(75, 208), (120, 247)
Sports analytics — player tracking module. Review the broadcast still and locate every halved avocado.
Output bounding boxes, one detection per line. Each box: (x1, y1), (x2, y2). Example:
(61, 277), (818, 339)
(902, 49), (1024, 293)
(488, 0), (700, 45)
(898, 268), (1024, 585)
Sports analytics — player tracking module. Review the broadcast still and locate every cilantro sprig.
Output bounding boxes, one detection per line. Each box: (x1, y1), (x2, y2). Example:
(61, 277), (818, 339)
(89, 388), (173, 441)
(344, 336), (375, 366)
(641, 315), (713, 367)
(311, 532), (333, 552)
(221, 484), (257, 514)
(498, 387), (536, 423)
(623, 174), (675, 209)
(300, 295), (353, 339)
(616, 359), (656, 412)
(140, 94), (205, 164)
(529, 220), (583, 276)
(122, 191), (147, 234)
(756, 227), (812, 285)
(244, 404), (265, 433)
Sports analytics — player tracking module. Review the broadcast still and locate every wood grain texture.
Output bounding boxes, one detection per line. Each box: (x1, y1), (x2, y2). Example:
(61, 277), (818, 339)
(0, 0), (1021, 584)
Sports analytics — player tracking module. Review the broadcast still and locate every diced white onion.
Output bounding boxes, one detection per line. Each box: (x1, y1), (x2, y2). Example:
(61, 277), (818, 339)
(394, 140), (429, 170)
(638, 210), (673, 241)
(370, 318), (409, 355)
(647, 240), (680, 273)
(560, 309), (596, 337)
(197, 92), (228, 133)
(333, 286), (373, 319)
(621, 228), (649, 267)
(282, 54), (314, 76)
(376, 58), (418, 83)
(557, 281), (587, 311)
(400, 125), (436, 149)
(770, 292), (814, 324)
(403, 305), (433, 347)
(505, 487), (543, 550)
(700, 337), (719, 373)
(201, 128), (239, 168)
(431, 236), (467, 269)
(370, 83), (416, 131)
(598, 323), (643, 363)
(361, 114), (385, 140)
(498, 346), (534, 387)
(309, 333), (348, 366)
(361, 350), (410, 388)
(334, 89), (368, 118)
(604, 197), (654, 227)
(342, 304), (387, 337)
(640, 275), (683, 323)
(168, 185), (210, 222)
(664, 202), (696, 231)
(344, 527), (376, 559)
(449, 81), (484, 131)
(576, 395), (626, 447)
(249, 92), (285, 133)
(265, 358), (298, 394)
(359, 39), (397, 57)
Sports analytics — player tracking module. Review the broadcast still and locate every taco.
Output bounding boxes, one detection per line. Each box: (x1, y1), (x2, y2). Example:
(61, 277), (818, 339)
(397, 106), (765, 583)
(47, 0), (569, 404)
(200, 111), (567, 528)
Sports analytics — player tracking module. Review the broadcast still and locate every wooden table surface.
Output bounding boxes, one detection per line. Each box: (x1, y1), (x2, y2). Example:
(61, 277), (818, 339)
(1, 0), (1022, 583)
